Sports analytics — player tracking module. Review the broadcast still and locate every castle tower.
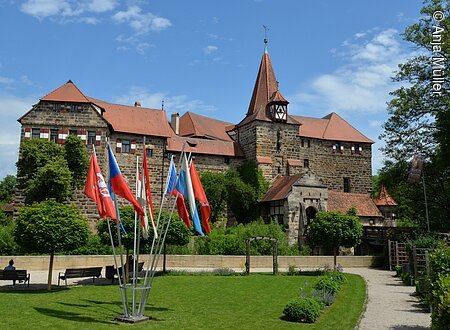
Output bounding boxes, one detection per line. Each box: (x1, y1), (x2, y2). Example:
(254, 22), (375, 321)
(233, 44), (302, 182)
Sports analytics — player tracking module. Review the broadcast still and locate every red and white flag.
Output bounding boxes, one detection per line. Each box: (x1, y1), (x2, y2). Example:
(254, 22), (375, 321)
(189, 160), (211, 234)
(138, 148), (158, 238)
(84, 152), (117, 222)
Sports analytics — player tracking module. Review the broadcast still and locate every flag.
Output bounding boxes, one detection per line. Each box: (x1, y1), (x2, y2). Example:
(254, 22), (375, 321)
(190, 160), (211, 234)
(107, 144), (144, 217)
(166, 157), (191, 228)
(137, 169), (149, 238)
(84, 152), (117, 221)
(142, 148), (158, 238)
(178, 154), (204, 236)
(408, 154), (424, 184)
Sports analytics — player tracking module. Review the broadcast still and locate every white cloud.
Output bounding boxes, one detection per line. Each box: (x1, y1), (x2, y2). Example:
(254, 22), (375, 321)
(290, 28), (412, 116)
(0, 76), (14, 84)
(87, 0), (117, 13)
(136, 42), (151, 55)
(20, 0), (117, 20)
(288, 28), (417, 174)
(21, 0), (72, 19)
(114, 86), (217, 114)
(112, 6), (171, 35)
(203, 45), (218, 55)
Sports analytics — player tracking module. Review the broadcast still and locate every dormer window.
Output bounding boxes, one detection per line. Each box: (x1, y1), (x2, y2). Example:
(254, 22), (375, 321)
(269, 103), (287, 122)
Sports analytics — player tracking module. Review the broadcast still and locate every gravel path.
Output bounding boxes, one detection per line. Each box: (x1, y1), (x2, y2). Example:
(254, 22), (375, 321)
(348, 268), (431, 329)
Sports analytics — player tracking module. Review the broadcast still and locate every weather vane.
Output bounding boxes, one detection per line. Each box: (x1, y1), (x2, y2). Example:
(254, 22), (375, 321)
(263, 25), (269, 53)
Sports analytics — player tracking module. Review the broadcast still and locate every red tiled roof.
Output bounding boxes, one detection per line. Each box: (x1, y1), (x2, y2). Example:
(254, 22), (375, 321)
(89, 97), (174, 138)
(373, 185), (398, 206)
(256, 156), (272, 164)
(166, 136), (244, 157)
(262, 174), (303, 202)
(41, 80), (91, 103)
(270, 90), (288, 103)
(179, 112), (233, 141)
(292, 112), (373, 144)
(328, 191), (383, 217)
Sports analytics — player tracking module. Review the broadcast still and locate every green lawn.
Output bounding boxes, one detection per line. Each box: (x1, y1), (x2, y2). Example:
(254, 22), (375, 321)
(0, 273), (365, 329)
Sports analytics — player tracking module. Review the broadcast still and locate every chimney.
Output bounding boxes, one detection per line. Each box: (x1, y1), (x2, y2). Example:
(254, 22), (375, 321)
(134, 101), (141, 107)
(171, 112), (180, 135)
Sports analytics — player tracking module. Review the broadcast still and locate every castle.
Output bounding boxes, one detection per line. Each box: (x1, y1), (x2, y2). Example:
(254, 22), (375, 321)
(16, 46), (396, 245)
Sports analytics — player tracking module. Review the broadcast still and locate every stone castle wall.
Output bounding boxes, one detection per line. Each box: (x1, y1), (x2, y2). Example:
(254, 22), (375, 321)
(238, 119), (372, 194)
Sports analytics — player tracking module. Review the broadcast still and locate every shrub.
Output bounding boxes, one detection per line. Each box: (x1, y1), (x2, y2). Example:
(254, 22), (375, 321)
(406, 235), (445, 253)
(66, 235), (112, 255)
(395, 264), (402, 277)
(282, 297), (322, 323)
(311, 289), (336, 306)
(401, 272), (412, 286)
(0, 220), (19, 255)
(429, 248), (450, 283)
(327, 271), (346, 285)
(430, 273), (450, 330)
(212, 268), (236, 276)
(314, 276), (341, 294)
(287, 265), (299, 276)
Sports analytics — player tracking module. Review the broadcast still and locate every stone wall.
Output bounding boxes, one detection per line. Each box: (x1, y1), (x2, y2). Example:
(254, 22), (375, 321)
(310, 139), (372, 194)
(238, 119), (372, 195)
(0, 255), (384, 272)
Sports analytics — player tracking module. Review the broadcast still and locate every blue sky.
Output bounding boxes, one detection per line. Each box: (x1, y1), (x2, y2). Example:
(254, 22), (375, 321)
(0, 0), (424, 179)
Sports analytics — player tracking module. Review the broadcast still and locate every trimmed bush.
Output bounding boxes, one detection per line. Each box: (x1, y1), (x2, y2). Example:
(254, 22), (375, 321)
(314, 276), (341, 294)
(431, 273), (450, 330)
(282, 297), (322, 323)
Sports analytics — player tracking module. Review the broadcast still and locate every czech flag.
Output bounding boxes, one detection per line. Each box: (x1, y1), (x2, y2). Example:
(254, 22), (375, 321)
(84, 152), (117, 221)
(107, 144), (144, 217)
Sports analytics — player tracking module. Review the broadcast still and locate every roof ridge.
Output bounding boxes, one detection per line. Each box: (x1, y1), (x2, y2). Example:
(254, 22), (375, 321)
(322, 112), (335, 139)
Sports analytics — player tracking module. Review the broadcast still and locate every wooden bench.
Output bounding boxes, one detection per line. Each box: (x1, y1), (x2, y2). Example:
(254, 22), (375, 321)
(0, 270), (30, 287)
(58, 267), (103, 286)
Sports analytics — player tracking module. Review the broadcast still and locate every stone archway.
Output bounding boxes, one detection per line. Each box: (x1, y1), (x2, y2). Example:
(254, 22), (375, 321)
(305, 206), (317, 228)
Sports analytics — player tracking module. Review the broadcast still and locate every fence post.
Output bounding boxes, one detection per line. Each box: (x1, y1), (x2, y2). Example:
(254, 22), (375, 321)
(388, 240), (392, 270)
(413, 246), (418, 280)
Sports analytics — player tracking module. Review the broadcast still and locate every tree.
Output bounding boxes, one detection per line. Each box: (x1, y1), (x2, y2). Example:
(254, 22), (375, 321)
(14, 200), (89, 290)
(200, 171), (228, 223)
(16, 136), (90, 205)
(308, 211), (362, 270)
(380, 0), (450, 231)
(25, 157), (72, 204)
(381, 0), (449, 160)
(0, 175), (16, 203)
(16, 139), (64, 190)
(64, 135), (89, 188)
(225, 169), (259, 224)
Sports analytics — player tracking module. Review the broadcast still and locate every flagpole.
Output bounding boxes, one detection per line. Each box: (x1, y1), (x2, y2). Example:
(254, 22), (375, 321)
(138, 144), (187, 315)
(92, 144), (128, 315)
(107, 141), (129, 317)
(131, 155), (140, 317)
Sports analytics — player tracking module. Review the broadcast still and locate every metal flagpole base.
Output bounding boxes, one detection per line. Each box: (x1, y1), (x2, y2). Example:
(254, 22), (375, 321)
(115, 315), (151, 323)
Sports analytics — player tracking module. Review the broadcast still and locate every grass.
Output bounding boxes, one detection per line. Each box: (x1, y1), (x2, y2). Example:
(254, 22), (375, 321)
(0, 273), (365, 329)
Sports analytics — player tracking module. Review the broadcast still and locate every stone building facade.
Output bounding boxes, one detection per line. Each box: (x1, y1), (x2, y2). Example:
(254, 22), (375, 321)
(16, 46), (392, 240)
